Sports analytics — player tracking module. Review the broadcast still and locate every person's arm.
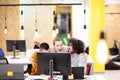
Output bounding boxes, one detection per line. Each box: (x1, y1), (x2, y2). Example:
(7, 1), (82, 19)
(30, 52), (37, 68)
(77, 53), (87, 67)
(30, 52), (38, 75)
(83, 53), (88, 61)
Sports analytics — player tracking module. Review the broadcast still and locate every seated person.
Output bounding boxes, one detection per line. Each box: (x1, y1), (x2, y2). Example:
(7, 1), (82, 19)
(33, 35), (42, 49)
(50, 37), (68, 53)
(30, 42), (50, 75)
(68, 38), (87, 73)
(0, 48), (5, 57)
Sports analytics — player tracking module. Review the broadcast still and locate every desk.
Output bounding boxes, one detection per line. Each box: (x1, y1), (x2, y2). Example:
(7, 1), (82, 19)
(25, 74), (106, 80)
(6, 56), (31, 71)
(6, 55), (94, 75)
(6, 55), (93, 65)
(6, 56), (31, 64)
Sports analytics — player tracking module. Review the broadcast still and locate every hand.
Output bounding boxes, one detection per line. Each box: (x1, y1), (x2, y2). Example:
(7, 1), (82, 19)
(83, 53), (88, 61)
(30, 58), (36, 68)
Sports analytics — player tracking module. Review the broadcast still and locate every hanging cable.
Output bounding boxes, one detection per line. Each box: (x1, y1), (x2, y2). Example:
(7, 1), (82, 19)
(35, 6), (38, 36)
(83, 0), (86, 29)
(4, 0), (7, 34)
(20, 0), (25, 39)
(20, 10), (24, 38)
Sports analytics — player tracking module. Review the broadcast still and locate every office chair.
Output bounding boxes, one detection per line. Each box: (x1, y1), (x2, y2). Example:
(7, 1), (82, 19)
(0, 57), (9, 64)
(24, 64), (32, 74)
(0, 48), (5, 57)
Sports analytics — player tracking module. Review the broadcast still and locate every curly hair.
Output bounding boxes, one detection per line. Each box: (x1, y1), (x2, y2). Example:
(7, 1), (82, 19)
(69, 38), (85, 54)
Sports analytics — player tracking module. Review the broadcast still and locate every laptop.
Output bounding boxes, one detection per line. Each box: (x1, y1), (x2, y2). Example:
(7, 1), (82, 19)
(72, 67), (85, 80)
(0, 64), (24, 80)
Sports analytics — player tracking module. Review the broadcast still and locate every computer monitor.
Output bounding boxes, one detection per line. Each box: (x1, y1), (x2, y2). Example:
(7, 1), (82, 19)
(37, 53), (72, 80)
(6, 40), (26, 59)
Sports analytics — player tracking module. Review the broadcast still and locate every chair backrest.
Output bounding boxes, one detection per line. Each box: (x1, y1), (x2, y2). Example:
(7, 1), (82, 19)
(0, 57), (9, 64)
(0, 48), (5, 57)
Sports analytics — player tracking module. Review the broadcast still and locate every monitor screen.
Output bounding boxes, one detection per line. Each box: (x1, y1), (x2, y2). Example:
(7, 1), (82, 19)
(37, 53), (71, 76)
(6, 40), (26, 52)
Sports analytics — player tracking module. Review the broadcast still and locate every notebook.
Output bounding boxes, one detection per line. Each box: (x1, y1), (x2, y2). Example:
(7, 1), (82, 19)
(72, 67), (85, 80)
(0, 64), (24, 80)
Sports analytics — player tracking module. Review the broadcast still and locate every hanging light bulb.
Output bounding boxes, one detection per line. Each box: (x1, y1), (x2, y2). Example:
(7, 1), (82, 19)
(34, 6), (39, 37)
(96, 31), (109, 64)
(34, 19), (39, 36)
(4, 26), (7, 34)
(20, 25), (24, 37)
(53, 11), (59, 35)
(55, 26), (59, 34)
(67, 32), (70, 38)
(20, 10), (25, 39)
(4, 17), (7, 34)
(4, 2), (7, 34)
(52, 26), (56, 38)
(35, 29), (38, 37)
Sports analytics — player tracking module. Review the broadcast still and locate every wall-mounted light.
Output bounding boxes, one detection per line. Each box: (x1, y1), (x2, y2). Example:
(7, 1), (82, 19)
(96, 31), (109, 64)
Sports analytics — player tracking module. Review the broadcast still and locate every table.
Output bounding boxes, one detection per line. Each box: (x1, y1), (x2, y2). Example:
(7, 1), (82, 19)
(6, 54), (94, 75)
(25, 74), (106, 80)
(6, 55), (93, 65)
(6, 53), (94, 75)
(6, 56), (31, 64)
(6, 56), (31, 71)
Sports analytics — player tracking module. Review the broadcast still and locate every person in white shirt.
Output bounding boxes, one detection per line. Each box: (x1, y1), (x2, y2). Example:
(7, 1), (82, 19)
(68, 38), (87, 68)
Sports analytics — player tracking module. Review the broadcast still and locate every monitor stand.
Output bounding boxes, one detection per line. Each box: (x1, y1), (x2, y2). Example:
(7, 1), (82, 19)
(49, 59), (54, 80)
(49, 59), (68, 80)
(11, 45), (20, 59)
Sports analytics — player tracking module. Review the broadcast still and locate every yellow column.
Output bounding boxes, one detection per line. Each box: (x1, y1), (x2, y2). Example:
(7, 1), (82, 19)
(89, 0), (105, 72)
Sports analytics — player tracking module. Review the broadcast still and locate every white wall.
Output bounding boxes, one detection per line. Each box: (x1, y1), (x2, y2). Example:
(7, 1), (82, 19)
(55, 0), (89, 48)
(105, 0), (120, 4)
(72, 0), (89, 48)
